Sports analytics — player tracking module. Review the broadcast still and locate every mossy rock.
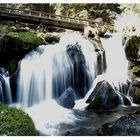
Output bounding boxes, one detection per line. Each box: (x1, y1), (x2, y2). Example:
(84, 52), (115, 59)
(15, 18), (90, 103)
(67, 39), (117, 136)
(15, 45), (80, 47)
(44, 34), (60, 44)
(128, 61), (136, 70)
(86, 80), (119, 110)
(0, 103), (37, 136)
(132, 65), (140, 77)
(0, 30), (44, 73)
(125, 36), (140, 61)
(7, 31), (43, 46)
(129, 86), (140, 104)
(0, 30), (43, 53)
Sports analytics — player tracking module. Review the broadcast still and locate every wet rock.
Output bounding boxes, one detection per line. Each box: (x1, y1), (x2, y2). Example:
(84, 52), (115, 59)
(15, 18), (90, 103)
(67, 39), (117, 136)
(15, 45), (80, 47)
(96, 51), (107, 75)
(97, 115), (140, 136)
(89, 35), (103, 52)
(129, 86), (140, 104)
(0, 30), (44, 73)
(132, 78), (140, 87)
(57, 88), (75, 109)
(128, 61), (135, 70)
(120, 93), (131, 106)
(86, 80), (119, 110)
(67, 43), (91, 98)
(44, 33), (60, 44)
(96, 25), (107, 37)
(132, 65), (140, 77)
(84, 26), (96, 38)
(125, 36), (140, 62)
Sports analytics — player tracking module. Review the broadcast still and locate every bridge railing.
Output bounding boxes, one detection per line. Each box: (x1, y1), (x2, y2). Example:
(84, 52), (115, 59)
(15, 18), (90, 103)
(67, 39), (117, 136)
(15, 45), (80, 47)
(0, 6), (113, 27)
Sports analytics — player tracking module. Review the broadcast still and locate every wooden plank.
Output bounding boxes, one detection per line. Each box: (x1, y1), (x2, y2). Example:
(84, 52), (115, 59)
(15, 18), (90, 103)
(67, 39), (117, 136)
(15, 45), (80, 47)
(0, 11), (84, 31)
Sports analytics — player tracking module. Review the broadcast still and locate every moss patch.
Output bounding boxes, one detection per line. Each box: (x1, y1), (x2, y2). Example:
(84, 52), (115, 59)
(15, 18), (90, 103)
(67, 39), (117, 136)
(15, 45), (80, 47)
(7, 31), (43, 46)
(0, 103), (36, 136)
(125, 36), (140, 61)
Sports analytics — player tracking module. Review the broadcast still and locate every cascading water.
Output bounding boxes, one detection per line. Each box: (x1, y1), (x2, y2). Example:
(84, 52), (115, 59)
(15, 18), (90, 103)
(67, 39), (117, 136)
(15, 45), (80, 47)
(17, 33), (97, 107)
(16, 32), (98, 135)
(0, 68), (12, 104)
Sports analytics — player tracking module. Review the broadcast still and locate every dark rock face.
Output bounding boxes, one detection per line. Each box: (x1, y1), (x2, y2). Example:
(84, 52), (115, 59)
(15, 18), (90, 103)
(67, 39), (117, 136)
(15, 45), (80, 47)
(125, 36), (140, 62)
(129, 86), (140, 104)
(57, 87), (75, 109)
(89, 36), (106, 75)
(66, 43), (91, 98)
(97, 115), (140, 136)
(0, 31), (44, 74)
(124, 35), (140, 104)
(96, 51), (107, 75)
(86, 80), (120, 110)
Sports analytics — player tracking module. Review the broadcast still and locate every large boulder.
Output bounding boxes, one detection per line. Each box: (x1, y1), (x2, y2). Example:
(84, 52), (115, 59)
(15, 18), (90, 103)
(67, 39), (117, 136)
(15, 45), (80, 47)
(57, 87), (75, 109)
(0, 29), (44, 73)
(0, 103), (36, 136)
(125, 36), (140, 62)
(86, 80), (120, 110)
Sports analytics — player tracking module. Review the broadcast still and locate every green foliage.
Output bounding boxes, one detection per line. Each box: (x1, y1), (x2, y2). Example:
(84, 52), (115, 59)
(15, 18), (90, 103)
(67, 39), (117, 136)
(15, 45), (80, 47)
(29, 4), (56, 13)
(0, 103), (36, 136)
(55, 3), (121, 23)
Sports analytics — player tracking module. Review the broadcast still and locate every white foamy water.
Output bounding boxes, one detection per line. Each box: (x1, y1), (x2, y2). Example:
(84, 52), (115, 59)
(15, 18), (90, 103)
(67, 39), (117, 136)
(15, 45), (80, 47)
(25, 99), (78, 135)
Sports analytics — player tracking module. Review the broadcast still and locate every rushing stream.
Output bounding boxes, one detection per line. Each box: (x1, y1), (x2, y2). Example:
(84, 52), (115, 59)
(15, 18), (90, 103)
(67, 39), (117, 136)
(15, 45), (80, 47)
(0, 31), (133, 135)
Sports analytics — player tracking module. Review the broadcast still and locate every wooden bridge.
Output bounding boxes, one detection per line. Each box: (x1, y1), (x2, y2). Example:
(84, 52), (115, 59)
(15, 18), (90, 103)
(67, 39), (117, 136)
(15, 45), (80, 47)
(0, 6), (113, 31)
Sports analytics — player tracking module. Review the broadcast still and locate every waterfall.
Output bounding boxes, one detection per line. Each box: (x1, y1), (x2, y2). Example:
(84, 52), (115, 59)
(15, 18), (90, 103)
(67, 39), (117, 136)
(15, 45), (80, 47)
(100, 33), (130, 96)
(15, 32), (132, 135)
(0, 69), (12, 104)
(84, 33), (131, 105)
(17, 33), (97, 107)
